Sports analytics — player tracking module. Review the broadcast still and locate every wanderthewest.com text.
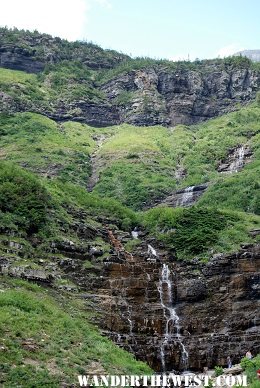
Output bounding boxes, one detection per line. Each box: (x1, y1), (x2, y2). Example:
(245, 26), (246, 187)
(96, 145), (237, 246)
(78, 374), (247, 387)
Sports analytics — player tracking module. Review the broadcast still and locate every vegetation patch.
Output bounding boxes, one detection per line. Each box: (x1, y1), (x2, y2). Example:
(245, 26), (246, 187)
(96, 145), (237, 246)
(0, 161), (51, 235)
(143, 206), (257, 258)
(240, 355), (260, 388)
(0, 278), (152, 387)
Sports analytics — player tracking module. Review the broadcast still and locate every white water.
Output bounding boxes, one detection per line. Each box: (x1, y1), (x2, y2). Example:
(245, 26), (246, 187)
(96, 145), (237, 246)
(158, 264), (188, 371)
(229, 146), (245, 172)
(147, 244), (157, 257)
(126, 304), (134, 336)
(178, 186), (195, 207)
(131, 230), (139, 239)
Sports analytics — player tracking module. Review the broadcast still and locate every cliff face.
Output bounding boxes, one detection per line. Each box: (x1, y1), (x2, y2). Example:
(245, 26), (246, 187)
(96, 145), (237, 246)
(94, 244), (260, 371)
(1, 28), (260, 127)
(0, 29), (259, 377)
(101, 67), (260, 126)
(2, 63), (259, 127)
(44, 230), (260, 372)
(1, 205), (259, 373)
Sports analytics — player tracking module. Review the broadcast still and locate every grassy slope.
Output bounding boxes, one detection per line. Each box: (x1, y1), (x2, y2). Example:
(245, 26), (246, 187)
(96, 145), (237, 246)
(0, 278), (151, 387)
(0, 162), (148, 386)
(0, 65), (104, 111)
(0, 100), (259, 258)
(93, 104), (260, 210)
(0, 111), (96, 186)
(0, 64), (260, 384)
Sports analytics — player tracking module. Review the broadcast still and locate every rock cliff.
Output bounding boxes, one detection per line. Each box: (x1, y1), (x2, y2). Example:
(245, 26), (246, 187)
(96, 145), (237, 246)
(90, 242), (260, 371)
(101, 66), (260, 126)
(1, 28), (260, 127)
(17, 223), (256, 373)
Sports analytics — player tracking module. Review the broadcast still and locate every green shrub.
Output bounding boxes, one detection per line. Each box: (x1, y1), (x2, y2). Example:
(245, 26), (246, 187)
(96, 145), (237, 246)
(214, 366), (224, 376)
(143, 206), (238, 257)
(6, 365), (59, 388)
(241, 355), (260, 386)
(0, 162), (51, 234)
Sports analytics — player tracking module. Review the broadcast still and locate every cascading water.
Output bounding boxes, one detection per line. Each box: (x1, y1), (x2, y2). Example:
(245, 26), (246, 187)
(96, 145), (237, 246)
(229, 145), (245, 172)
(147, 244), (157, 257)
(131, 228), (139, 239)
(126, 304), (134, 336)
(158, 264), (188, 371)
(178, 186), (195, 207)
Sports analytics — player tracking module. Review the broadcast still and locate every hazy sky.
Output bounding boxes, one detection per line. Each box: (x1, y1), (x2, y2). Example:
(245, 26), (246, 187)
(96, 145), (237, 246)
(0, 0), (259, 60)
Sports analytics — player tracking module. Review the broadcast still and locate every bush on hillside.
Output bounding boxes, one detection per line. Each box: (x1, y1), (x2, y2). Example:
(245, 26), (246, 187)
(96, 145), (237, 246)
(0, 162), (51, 235)
(143, 207), (238, 257)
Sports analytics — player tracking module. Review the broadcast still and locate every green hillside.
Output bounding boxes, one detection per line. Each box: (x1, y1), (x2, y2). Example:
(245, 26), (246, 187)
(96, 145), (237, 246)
(91, 104), (260, 210)
(0, 28), (260, 387)
(0, 278), (151, 387)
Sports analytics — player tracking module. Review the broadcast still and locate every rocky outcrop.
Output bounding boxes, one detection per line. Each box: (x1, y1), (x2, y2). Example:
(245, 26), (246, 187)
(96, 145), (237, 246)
(48, 226), (259, 372)
(1, 214), (259, 373)
(154, 184), (208, 208)
(0, 46), (45, 73)
(1, 29), (260, 127)
(0, 28), (129, 73)
(88, 243), (260, 372)
(101, 66), (260, 126)
(218, 145), (253, 173)
(47, 100), (120, 127)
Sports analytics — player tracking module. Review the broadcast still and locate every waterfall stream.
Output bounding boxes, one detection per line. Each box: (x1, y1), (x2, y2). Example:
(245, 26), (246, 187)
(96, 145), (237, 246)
(229, 145), (245, 172)
(177, 186), (195, 207)
(126, 304), (134, 336)
(131, 228), (139, 239)
(147, 244), (157, 258)
(158, 264), (188, 371)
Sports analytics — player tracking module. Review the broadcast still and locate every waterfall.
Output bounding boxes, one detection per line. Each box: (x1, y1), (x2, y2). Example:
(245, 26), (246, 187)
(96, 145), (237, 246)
(147, 244), (157, 257)
(237, 146), (245, 169)
(178, 186), (195, 207)
(229, 146), (245, 172)
(131, 230), (139, 239)
(126, 304), (134, 336)
(158, 264), (188, 371)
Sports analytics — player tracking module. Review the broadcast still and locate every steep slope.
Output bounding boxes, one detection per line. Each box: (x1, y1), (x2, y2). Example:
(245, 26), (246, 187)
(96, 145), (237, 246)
(0, 108), (259, 380)
(0, 27), (129, 72)
(0, 278), (152, 386)
(0, 27), (260, 385)
(0, 162), (152, 386)
(90, 104), (260, 212)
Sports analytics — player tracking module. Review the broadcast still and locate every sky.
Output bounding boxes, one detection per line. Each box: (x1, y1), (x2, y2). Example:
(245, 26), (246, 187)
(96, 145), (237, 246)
(0, 0), (259, 61)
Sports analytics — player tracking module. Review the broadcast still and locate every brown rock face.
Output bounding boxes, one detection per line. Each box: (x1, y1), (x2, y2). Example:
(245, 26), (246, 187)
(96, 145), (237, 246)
(89, 243), (260, 372)
(1, 217), (259, 372)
